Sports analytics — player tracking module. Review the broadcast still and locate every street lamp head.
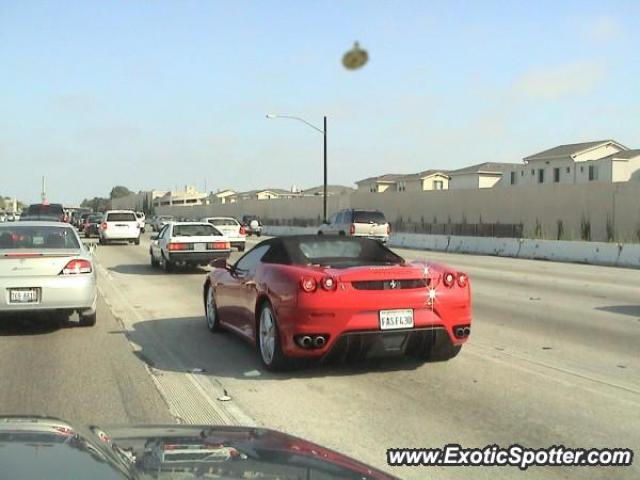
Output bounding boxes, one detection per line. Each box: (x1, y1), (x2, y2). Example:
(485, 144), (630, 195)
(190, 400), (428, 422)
(265, 114), (278, 119)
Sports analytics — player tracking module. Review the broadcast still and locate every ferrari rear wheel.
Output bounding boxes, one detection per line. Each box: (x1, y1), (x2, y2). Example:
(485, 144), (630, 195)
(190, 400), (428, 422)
(257, 302), (289, 371)
(205, 285), (221, 332)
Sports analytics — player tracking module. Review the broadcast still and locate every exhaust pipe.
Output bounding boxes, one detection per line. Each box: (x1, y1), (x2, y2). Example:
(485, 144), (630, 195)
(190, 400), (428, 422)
(312, 336), (326, 348)
(299, 336), (313, 348)
(454, 327), (465, 339)
(463, 327), (471, 337)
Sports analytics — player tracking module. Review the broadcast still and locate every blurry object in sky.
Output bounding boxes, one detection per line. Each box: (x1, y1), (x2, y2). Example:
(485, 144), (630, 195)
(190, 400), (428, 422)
(342, 42), (368, 70)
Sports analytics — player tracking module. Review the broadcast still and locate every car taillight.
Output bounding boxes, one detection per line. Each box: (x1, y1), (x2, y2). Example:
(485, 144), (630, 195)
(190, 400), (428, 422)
(320, 276), (337, 291)
(61, 259), (92, 275)
(208, 242), (230, 250)
(443, 272), (456, 288)
(457, 273), (468, 287)
(101, 222), (107, 230)
(239, 226), (246, 236)
(300, 277), (317, 293)
(168, 243), (190, 251)
(349, 224), (356, 235)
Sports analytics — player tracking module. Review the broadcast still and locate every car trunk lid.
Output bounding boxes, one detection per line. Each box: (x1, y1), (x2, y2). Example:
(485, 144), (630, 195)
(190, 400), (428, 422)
(0, 250), (81, 277)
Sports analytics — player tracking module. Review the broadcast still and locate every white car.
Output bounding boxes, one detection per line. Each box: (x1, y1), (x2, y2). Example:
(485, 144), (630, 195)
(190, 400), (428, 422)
(0, 221), (97, 326)
(99, 210), (141, 245)
(135, 211), (146, 233)
(318, 208), (390, 243)
(150, 222), (231, 272)
(201, 217), (246, 252)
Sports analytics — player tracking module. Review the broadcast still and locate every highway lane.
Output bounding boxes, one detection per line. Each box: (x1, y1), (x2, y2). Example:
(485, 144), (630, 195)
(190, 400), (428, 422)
(0, 291), (173, 427)
(90, 233), (639, 480)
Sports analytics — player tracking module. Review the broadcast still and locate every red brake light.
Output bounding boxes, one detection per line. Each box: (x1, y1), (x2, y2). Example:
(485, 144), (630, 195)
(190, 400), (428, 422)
(61, 259), (92, 275)
(457, 273), (468, 287)
(443, 272), (455, 288)
(239, 226), (246, 235)
(320, 276), (337, 291)
(168, 243), (189, 251)
(208, 242), (229, 250)
(349, 224), (356, 235)
(100, 222), (107, 230)
(300, 277), (317, 293)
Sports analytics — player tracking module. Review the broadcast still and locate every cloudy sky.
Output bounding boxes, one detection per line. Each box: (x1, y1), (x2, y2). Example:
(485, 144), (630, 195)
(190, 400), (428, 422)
(1, 0), (639, 204)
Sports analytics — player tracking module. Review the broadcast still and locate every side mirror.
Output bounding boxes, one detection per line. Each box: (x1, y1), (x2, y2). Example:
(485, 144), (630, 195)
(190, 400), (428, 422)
(150, 234), (159, 241)
(210, 257), (229, 269)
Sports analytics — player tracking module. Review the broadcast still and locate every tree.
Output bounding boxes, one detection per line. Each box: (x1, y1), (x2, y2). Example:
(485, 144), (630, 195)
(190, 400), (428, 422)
(81, 197), (110, 212)
(110, 186), (133, 199)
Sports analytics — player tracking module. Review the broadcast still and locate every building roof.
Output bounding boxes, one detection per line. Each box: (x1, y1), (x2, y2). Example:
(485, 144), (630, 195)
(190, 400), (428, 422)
(302, 185), (354, 195)
(235, 188), (298, 197)
(448, 162), (518, 176)
(523, 140), (627, 162)
(355, 174), (406, 185)
(606, 149), (640, 160)
(395, 170), (450, 181)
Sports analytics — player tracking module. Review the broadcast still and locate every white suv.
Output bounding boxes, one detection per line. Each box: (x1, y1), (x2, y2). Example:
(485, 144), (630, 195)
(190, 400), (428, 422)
(318, 209), (390, 243)
(99, 210), (141, 245)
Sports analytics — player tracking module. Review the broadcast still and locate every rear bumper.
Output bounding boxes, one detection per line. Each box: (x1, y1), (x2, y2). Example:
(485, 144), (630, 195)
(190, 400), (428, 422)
(100, 231), (140, 240)
(0, 274), (97, 313)
(354, 234), (388, 243)
(168, 251), (231, 264)
(277, 301), (470, 359)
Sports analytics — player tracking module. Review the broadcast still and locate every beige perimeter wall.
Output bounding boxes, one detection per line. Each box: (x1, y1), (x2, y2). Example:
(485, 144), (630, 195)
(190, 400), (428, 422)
(156, 182), (640, 242)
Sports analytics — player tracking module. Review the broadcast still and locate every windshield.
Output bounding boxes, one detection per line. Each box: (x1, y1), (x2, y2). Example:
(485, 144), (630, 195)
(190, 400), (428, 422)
(0, 225), (80, 249)
(294, 238), (402, 267)
(172, 224), (221, 237)
(353, 211), (386, 224)
(207, 218), (238, 226)
(106, 212), (136, 222)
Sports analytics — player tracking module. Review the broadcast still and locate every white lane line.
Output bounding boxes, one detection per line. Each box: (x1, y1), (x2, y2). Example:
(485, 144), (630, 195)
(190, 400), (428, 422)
(95, 260), (256, 426)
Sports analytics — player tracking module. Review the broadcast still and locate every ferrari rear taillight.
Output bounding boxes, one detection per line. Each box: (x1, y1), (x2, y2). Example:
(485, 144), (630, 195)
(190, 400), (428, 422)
(61, 259), (92, 275)
(320, 276), (337, 291)
(457, 273), (468, 287)
(300, 277), (317, 293)
(443, 271), (456, 288)
(349, 224), (356, 235)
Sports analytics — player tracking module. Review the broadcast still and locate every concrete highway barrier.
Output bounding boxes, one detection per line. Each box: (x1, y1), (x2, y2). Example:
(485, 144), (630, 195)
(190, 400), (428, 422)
(261, 226), (640, 268)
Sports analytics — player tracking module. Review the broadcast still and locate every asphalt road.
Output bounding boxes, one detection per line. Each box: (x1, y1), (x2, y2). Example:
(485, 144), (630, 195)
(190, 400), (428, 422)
(1, 232), (638, 480)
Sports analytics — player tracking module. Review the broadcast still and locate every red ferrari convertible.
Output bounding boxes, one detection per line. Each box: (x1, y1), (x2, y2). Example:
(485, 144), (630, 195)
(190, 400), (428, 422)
(203, 235), (471, 371)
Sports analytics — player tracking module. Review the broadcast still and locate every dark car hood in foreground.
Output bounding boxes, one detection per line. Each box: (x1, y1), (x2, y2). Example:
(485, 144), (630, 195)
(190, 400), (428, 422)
(0, 416), (398, 480)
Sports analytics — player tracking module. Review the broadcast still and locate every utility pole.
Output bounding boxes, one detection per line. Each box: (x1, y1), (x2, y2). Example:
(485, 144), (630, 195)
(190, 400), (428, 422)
(41, 176), (47, 203)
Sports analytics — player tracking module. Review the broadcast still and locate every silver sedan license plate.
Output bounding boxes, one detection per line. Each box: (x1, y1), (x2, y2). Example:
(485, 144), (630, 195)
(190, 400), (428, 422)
(379, 309), (414, 330)
(9, 288), (39, 304)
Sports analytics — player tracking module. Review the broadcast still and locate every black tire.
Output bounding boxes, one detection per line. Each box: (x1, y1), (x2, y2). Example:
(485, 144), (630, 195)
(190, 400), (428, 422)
(317, 231), (323, 235)
(99, 238), (106, 245)
(256, 302), (290, 371)
(150, 253), (159, 268)
(256, 232), (262, 237)
(237, 245), (245, 252)
(141, 228), (146, 234)
(204, 284), (221, 332)
(134, 237), (140, 245)
(79, 311), (96, 327)
(162, 254), (174, 273)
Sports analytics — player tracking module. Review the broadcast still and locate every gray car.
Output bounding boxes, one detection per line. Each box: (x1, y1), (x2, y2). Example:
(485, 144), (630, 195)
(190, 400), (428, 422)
(0, 221), (97, 326)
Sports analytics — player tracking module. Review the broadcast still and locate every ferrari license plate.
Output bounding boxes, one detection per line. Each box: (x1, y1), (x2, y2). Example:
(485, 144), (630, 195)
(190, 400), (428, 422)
(194, 243), (206, 252)
(379, 309), (414, 330)
(9, 288), (39, 304)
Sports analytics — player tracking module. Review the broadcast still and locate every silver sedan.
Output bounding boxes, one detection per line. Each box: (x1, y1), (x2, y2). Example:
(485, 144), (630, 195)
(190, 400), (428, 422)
(0, 221), (97, 326)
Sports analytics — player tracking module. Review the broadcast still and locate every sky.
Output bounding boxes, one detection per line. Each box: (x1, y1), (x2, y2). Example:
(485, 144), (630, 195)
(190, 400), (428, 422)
(1, 0), (639, 205)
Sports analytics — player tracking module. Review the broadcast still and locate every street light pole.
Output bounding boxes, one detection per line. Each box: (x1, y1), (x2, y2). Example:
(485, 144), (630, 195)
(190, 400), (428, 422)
(266, 113), (328, 223)
(323, 116), (327, 224)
